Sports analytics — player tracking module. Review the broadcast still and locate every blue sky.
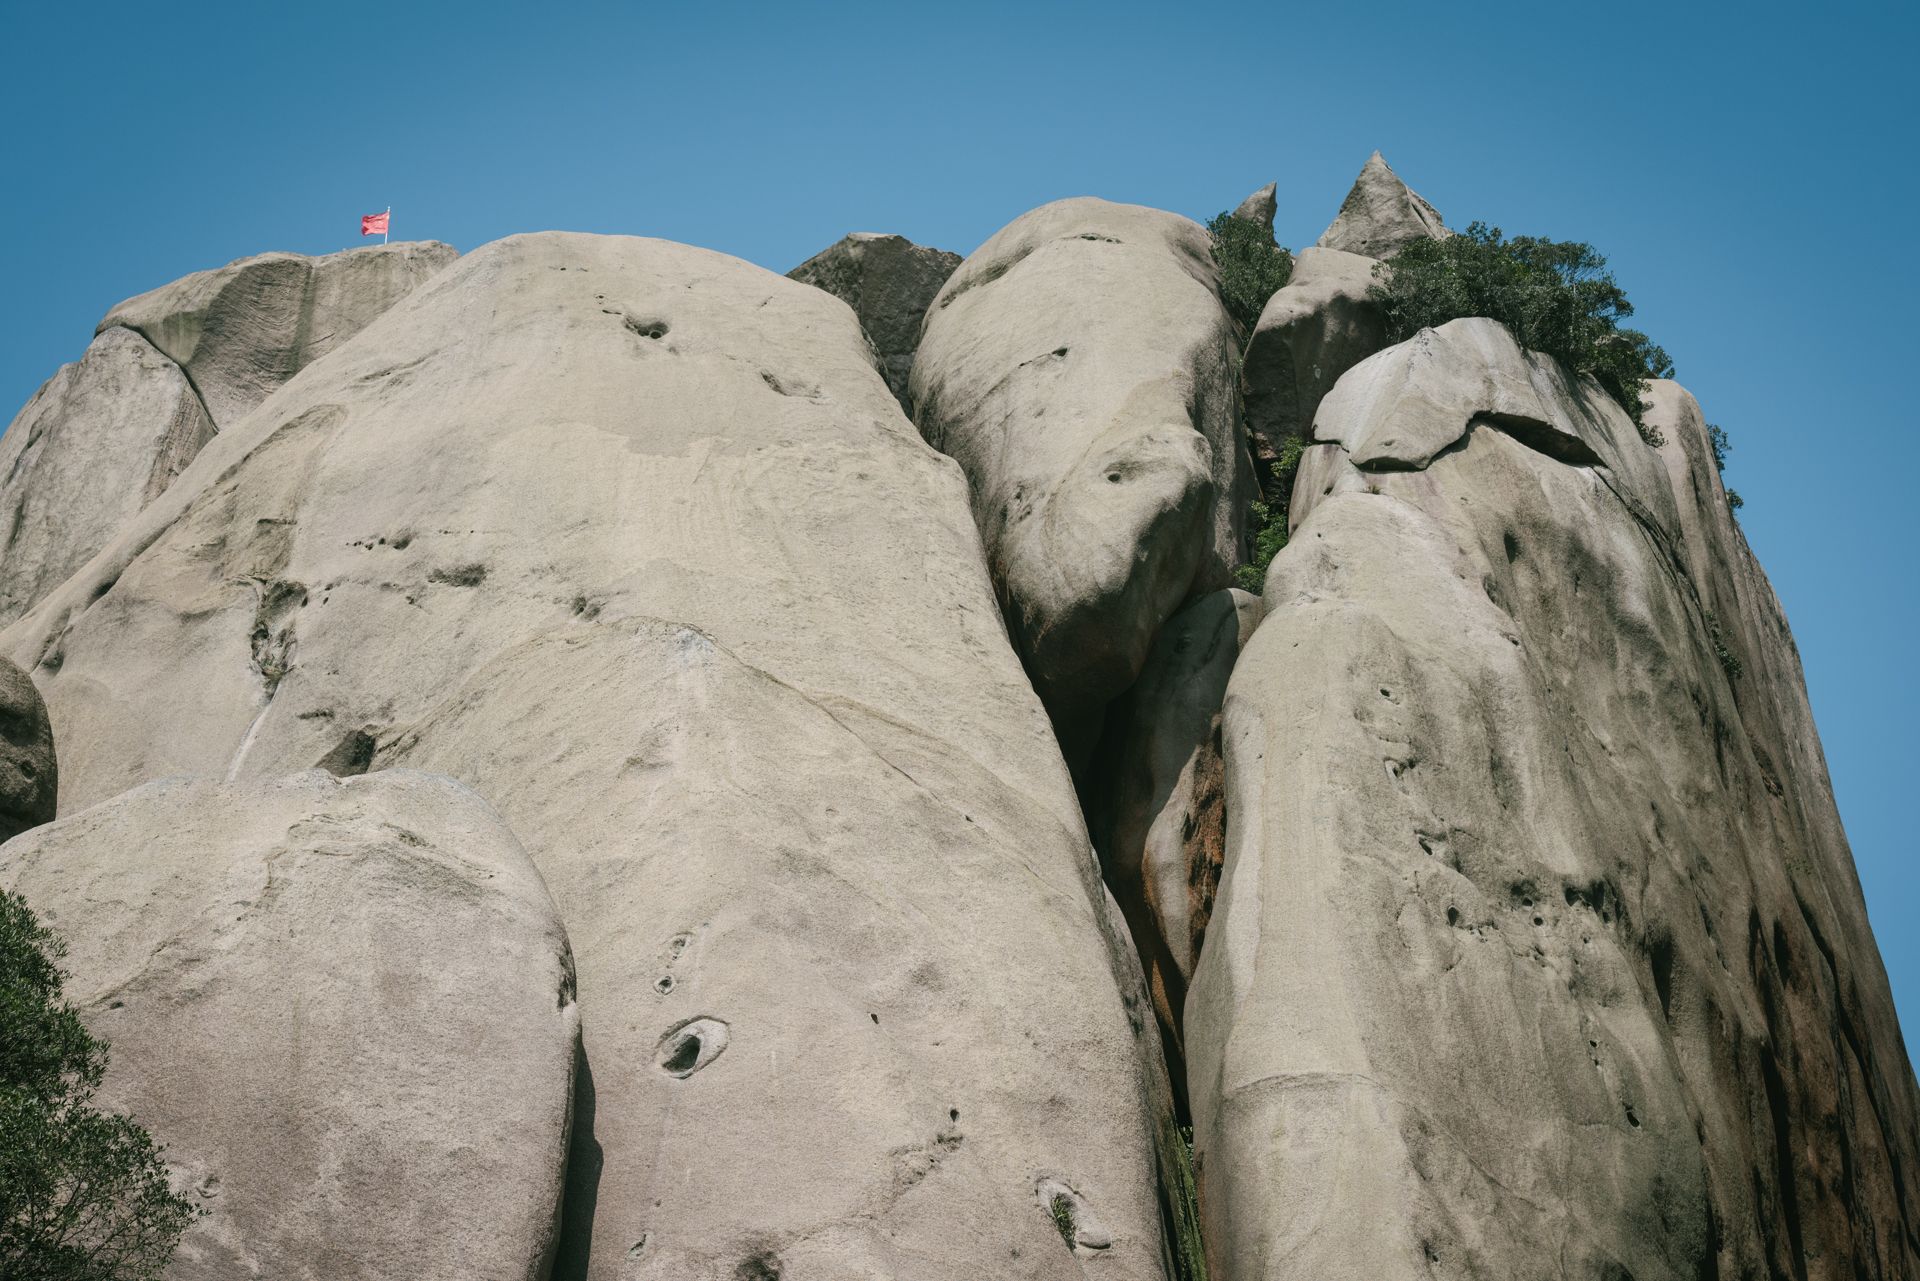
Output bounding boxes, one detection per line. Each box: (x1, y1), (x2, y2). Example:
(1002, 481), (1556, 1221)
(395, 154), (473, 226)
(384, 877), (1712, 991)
(3, 2), (1914, 1032)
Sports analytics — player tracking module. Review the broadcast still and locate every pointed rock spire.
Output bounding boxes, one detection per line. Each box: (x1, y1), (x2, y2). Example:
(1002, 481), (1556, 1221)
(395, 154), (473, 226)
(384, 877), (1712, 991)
(1316, 150), (1449, 260)
(1231, 181), (1277, 236)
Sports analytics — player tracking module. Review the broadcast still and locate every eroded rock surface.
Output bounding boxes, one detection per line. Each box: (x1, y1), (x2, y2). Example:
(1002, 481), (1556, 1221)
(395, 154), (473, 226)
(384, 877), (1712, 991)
(1188, 321), (1920, 1279)
(912, 197), (1254, 748)
(0, 327), (215, 625)
(1, 232), (1174, 1280)
(1315, 151), (1448, 260)
(1240, 246), (1387, 486)
(99, 239), (458, 429)
(0, 769), (577, 1281)
(787, 232), (961, 408)
(0, 657), (55, 843)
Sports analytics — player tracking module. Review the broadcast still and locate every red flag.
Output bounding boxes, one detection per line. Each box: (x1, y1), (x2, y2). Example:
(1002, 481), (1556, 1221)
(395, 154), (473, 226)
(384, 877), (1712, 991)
(360, 210), (390, 236)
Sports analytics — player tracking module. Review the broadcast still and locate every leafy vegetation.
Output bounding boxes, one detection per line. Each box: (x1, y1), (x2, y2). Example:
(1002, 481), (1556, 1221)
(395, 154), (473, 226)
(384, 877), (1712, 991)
(1164, 1118), (1209, 1281)
(1707, 421), (1744, 512)
(1206, 211), (1293, 334)
(1048, 1193), (1075, 1246)
(1704, 609), (1744, 682)
(1236, 437), (1307, 593)
(1, 891), (196, 1280)
(1370, 222), (1672, 445)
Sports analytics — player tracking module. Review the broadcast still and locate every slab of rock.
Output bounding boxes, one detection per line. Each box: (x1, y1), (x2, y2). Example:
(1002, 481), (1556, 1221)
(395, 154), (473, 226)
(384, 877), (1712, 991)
(1231, 182), (1277, 235)
(1240, 246), (1388, 486)
(1090, 587), (1260, 1085)
(99, 239), (458, 429)
(1, 232), (1175, 1279)
(787, 232), (961, 409)
(0, 657), (55, 843)
(912, 197), (1255, 744)
(0, 327), (215, 625)
(1316, 151), (1449, 261)
(0, 769), (577, 1281)
(1187, 322), (1920, 1279)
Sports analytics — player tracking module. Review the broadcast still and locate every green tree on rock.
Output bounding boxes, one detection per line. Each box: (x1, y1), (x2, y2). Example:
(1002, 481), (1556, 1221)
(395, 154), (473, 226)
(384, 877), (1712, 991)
(1371, 222), (1673, 444)
(0, 890), (196, 1280)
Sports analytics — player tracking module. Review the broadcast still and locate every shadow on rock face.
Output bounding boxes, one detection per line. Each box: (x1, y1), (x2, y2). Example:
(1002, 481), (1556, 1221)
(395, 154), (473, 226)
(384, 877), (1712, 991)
(553, 1038), (602, 1281)
(0, 657), (56, 843)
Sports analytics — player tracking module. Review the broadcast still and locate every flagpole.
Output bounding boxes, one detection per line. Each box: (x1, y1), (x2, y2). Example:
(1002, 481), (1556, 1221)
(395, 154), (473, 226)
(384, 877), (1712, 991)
(385, 206), (390, 246)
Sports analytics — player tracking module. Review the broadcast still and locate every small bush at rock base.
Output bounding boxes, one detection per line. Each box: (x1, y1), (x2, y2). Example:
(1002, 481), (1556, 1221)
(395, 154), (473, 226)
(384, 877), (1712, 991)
(1371, 222), (1672, 445)
(1, 890), (197, 1281)
(1206, 212), (1293, 334)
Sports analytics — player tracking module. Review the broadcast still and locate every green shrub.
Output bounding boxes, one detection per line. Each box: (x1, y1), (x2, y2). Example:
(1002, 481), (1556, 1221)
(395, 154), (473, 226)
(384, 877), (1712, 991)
(1704, 610), (1744, 682)
(1370, 222), (1672, 445)
(1, 891), (197, 1280)
(1706, 422), (1744, 514)
(1206, 211), (1293, 334)
(1235, 437), (1307, 593)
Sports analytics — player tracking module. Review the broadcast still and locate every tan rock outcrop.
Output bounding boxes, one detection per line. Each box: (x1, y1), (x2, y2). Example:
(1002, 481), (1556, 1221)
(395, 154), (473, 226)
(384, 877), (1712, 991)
(99, 239), (458, 429)
(1315, 151), (1448, 261)
(1187, 320), (1920, 1279)
(911, 198), (1254, 747)
(1240, 246), (1388, 486)
(1, 232), (1174, 1280)
(787, 232), (961, 409)
(0, 769), (577, 1281)
(0, 327), (214, 625)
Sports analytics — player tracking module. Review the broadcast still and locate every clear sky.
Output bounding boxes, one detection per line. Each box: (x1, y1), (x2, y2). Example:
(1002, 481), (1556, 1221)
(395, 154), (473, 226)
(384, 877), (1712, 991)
(3, 2), (1914, 1032)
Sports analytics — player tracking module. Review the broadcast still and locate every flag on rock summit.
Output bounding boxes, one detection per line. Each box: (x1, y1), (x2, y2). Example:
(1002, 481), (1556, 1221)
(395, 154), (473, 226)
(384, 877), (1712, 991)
(360, 210), (390, 237)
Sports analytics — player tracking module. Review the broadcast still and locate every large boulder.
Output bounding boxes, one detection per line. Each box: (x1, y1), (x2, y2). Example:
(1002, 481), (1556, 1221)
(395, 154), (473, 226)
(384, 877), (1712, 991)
(1239, 246), (1388, 486)
(0, 769), (578, 1281)
(0, 327), (215, 625)
(1315, 151), (1448, 261)
(1186, 319), (1920, 1278)
(0, 657), (55, 843)
(99, 239), (458, 429)
(1, 232), (1175, 1279)
(911, 197), (1255, 747)
(787, 232), (961, 409)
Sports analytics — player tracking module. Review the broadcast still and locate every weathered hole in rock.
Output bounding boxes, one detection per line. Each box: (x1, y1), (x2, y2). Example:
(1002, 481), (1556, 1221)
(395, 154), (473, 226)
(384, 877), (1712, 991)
(623, 315), (670, 340)
(656, 1016), (729, 1078)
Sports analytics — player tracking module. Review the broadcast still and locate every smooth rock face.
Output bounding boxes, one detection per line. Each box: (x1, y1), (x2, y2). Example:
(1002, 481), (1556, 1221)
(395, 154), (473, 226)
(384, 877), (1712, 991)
(0, 327), (215, 625)
(1230, 182), (1277, 235)
(1091, 587), (1260, 1082)
(2, 232), (1173, 1280)
(1188, 322), (1920, 1278)
(0, 769), (577, 1281)
(912, 197), (1254, 740)
(787, 232), (961, 408)
(99, 240), (458, 429)
(1240, 246), (1387, 485)
(1315, 151), (1448, 260)
(0, 657), (55, 843)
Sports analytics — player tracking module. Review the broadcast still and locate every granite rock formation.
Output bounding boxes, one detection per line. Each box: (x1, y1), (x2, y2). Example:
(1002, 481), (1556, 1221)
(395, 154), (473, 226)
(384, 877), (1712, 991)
(1316, 151), (1449, 260)
(1186, 319), (1919, 1280)
(2, 232), (1174, 1281)
(787, 232), (961, 409)
(0, 769), (577, 1281)
(99, 240), (458, 429)
(912, 197), (1255, 755)
(1239, 246), (1388, 489)
(0, 327), (214, 625)
(0, 162), (1911, 1281)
